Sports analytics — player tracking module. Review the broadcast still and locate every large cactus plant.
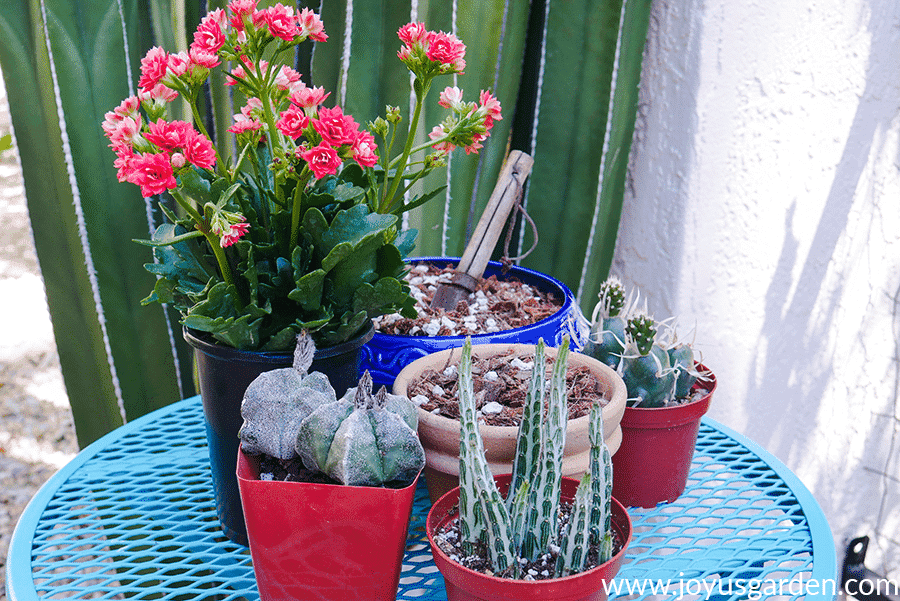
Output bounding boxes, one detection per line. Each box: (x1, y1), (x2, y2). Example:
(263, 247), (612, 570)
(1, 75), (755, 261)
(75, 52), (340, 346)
(0, 0), (651, 446)
(455, 336), (615, 578)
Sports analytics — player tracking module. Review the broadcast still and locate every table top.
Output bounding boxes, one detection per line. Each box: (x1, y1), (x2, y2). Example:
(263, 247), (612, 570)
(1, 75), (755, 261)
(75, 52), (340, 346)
(7, 395), (837, 600)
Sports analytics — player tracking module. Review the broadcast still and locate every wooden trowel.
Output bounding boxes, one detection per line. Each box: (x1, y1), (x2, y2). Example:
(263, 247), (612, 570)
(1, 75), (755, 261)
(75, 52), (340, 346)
(430, 150), (534, 311)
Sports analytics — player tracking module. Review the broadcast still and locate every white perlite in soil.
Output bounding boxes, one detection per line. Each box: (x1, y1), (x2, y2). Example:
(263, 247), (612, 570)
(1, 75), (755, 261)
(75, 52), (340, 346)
(373, 263), (562, 337)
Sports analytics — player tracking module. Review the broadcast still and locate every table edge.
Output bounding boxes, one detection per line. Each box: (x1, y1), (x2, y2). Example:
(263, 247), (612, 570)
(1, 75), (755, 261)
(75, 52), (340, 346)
(6, 396), (198, 601)
(701, 416), (838, 597)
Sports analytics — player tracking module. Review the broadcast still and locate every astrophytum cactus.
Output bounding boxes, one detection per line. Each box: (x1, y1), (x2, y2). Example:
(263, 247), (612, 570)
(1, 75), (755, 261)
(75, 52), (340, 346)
(295, 371), (425, 487)
(238, 332), (336, 459)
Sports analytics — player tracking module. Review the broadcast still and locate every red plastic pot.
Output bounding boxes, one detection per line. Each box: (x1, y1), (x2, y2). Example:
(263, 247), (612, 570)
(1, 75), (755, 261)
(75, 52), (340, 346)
(236, 449), (419, 601)
(426, 474), (632, 601)
(611, 365), (717, 508)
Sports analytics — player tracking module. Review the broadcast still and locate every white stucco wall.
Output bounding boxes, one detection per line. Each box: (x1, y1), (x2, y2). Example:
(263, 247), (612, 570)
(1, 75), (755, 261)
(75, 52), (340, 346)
(614, 0), (900, 580)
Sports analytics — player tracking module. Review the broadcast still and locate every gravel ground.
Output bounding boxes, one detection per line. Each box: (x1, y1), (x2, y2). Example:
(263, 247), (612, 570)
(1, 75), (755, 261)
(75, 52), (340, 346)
(0, 70), (79, 598)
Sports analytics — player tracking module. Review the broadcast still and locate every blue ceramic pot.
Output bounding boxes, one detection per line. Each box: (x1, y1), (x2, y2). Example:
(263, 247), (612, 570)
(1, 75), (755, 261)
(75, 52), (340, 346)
(361, 258), (589, 390)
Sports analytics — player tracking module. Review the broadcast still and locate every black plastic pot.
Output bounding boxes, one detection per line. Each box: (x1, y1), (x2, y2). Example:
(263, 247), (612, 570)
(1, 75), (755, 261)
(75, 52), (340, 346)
(184, 323), (375, 546)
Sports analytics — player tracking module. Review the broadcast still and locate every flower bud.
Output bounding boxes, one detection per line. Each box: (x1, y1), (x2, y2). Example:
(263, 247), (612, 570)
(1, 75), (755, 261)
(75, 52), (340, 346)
(385, 105), (401, 124)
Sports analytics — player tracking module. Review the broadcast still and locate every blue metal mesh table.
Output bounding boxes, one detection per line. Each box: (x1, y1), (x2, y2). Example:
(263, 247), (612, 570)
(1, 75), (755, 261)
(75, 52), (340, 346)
(7, 395), (836, 600)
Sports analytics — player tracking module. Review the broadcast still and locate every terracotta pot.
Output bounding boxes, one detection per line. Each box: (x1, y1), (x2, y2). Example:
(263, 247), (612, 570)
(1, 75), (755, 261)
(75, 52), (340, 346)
(611, 365), (717, 508)
(237, 449), (419, 601)
(184, 323), (374, 546)
(426, 474), (632, 601)
(361, 257), (590, 391)
(393, 343), (627, 503)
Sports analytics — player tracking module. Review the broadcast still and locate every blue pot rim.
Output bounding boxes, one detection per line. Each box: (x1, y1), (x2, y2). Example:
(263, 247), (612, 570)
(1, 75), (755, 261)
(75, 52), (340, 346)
(375, 257), (576, 342)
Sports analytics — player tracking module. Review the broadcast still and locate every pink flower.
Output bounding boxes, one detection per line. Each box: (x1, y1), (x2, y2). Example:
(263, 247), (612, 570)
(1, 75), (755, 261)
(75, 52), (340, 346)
(229, 0), (256, 13)
(263, 4), (300, 41)
(227, 119), (263, 135)
(145, 119), (194, 151)
(425, 31), (466, 72)
(479, 90), (502, 129)
(397, 22), (427, 46)
(274, 65), (302, 91)
(289, 84), (330, 109)
(298, 8), (327, 42)
(104, 115), (143, 150)
(225, 64), (246, 85)
(183, 131), (216, 169)
(438, 86), (465, 110)
(220, 221), (250, 247)
(189, 47), (220, 69)
(428, 125), (454, 152)
(240, 97), (263, 120)
(127, 152), (177, 197)
(312, 106), (359, 147)
(352, 130), (378, 168)
(276, 107), (309, 139)
(166, 51), (191, 78)
(138, 47), (169, 91)
(113, 96), (140, 119)
(463, 135), (485, 155)
(140, 83), (179, 104)
(300, 142), (342, 179)
(113, 147), (135, 182)
(191, 11), (227, 57)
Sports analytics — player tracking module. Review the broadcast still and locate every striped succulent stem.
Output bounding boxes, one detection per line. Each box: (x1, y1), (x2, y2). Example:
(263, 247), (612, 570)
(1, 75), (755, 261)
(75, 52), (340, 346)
(555, 472), (593, 577)
(519, 335), (571, 561)
(457, 339), (516, 570)
(588, 403), (608, 548)
(507, 339), (547, 511)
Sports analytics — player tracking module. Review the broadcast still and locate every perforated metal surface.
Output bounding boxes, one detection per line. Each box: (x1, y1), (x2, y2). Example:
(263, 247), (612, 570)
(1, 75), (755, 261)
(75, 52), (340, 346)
(8, 396), (835, 600)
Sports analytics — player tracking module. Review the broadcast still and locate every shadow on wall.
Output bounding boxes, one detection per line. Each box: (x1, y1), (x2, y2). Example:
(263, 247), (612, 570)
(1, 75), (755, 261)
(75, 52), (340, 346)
(744, 0), (900, 575)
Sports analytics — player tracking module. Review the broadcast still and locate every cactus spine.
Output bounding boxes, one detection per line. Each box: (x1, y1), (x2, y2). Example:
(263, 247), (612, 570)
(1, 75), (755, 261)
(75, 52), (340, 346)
(455, 336), (616, 578)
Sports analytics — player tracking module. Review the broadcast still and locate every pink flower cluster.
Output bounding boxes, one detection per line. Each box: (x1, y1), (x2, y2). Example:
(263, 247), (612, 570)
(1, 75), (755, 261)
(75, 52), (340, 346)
(397, 22), (466, 74)
(137, 2), (327, 99)
(428, 87), (503, 154)
(285, 104), (378, 178)
(102, 97), (216, 198)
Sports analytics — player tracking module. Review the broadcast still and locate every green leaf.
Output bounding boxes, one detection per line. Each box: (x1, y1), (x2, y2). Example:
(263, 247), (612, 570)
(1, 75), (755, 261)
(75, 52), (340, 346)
(352, 277), (408, 316)
(287, 269), (325, 311)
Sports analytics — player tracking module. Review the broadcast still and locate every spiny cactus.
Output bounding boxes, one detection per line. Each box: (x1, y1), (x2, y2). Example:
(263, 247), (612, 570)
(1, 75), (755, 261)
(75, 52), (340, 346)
(296, 371), (425, 487)
(585, 277), (707, 408)
(582, 277), (628, 369)
(239, 332), (424, 487)
(619, 311), (677, 408)
(239, 332), (336, 459)
(455, 336), (615, 579)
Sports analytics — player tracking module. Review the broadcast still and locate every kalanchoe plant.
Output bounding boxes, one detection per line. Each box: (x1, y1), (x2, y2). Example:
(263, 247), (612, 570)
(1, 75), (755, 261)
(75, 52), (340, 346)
(455, 336), (615, 579)
(239, 331), (425, 487)
(102, 3), (502, 350)
(583, 277), (705, 408)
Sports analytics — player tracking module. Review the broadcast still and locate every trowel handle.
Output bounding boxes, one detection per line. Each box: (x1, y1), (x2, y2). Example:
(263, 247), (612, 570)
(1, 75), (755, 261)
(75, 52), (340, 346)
(457, 150), (534, 279)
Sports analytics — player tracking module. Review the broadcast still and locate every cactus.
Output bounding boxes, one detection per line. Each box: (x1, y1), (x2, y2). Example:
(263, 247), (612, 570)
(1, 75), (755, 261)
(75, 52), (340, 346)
(587, 277), (709, 408)
(455, 336), (616, 579)
(582, 277), (629, 369)
(295, 371), (425, 487)
(239, 332), (424, 487)
(238, 332), (336, 460)
(618, 312), (678, 408)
